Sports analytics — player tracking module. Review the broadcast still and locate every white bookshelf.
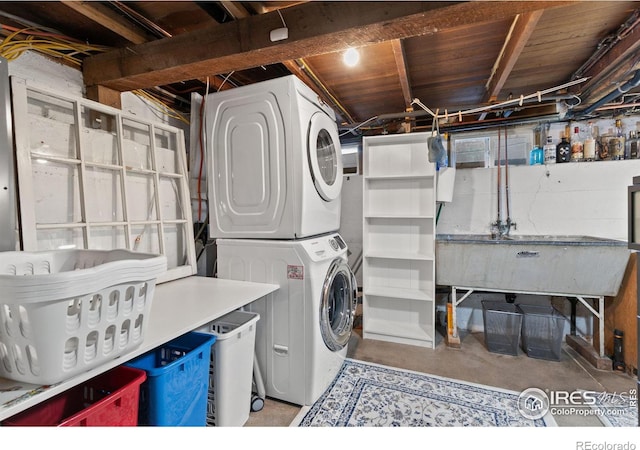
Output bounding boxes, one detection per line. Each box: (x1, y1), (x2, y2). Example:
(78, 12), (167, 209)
(362, 133), (436, 348)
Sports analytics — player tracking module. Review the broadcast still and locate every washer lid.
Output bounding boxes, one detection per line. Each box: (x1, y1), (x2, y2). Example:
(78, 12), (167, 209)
(308, 111), (343, 202)
(319, 258), (357, 351)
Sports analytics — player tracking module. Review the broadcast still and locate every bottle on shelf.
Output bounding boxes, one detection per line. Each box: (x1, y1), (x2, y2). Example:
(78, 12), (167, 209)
(543, 134), (556, 164)
(611, 119), (625, 160)
(583, 122), (596, 161)
(592, 125), (603, 160)
(556, 133), (571, 163)
(529, 146), (543, 165)
(598, 127), (612, 161)
(570, 126), (584, 162)
(628, 130), (639, 159)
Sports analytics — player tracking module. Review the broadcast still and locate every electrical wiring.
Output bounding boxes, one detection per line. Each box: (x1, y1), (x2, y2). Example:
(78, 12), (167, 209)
(197, 77), (210, 223)
(132, 89), (190, 125)
(1, 23), (85, 42)
(217, 71), (235, 92)
(339, 115), (379, 137)
(0, 25), (188, 126)
(0, 25), (108, 66)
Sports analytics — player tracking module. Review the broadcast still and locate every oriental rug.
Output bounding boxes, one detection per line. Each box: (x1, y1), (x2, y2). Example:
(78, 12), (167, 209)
(292, 358), (556, 427)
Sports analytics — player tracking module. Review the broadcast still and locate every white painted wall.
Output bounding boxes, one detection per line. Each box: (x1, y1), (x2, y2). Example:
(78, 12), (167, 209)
(8, 52), (84, 97)
(7, 51), (188, 131)
(340, 174), (363, 287)
(437, 159), (640, 240)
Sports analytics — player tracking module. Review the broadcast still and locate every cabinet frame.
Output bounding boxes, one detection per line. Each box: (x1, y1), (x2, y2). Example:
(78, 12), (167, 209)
(362, 133), (437, 348)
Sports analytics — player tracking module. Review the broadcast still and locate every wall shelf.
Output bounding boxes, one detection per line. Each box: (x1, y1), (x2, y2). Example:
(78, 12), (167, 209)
(364, 252), (434, 261)
(364, 174), (434, 180)
(362, 133), (436, 349)
(365, 286), (434, 302)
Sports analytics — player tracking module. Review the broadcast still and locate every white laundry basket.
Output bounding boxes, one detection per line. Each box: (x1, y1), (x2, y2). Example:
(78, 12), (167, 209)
(198, 310), (259, 427)
(0, 249), (166, 385)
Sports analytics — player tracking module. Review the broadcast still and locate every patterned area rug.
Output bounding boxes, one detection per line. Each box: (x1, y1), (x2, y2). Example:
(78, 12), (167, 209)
(292, 359), (556, 427)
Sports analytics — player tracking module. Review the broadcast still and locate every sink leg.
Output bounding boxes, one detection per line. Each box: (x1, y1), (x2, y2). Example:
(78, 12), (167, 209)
(568, 297), (577, 335)
(446, 287), (461, 348)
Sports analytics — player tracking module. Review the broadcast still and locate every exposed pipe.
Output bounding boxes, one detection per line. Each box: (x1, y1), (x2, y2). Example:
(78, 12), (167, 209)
(339, 94), (576, 134)
(581, 69), (640, 116)
(496, 129), (502, 226)
(504, 127), (513, 231)
(595, 101), (640, 112)
(571, 10), (640, 82)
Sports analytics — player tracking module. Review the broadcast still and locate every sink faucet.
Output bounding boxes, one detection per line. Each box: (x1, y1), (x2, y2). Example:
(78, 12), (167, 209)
(491, 218), (517, 239)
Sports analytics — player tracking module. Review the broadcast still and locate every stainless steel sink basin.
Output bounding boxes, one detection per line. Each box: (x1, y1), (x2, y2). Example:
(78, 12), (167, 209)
(435, 234), (630, 296)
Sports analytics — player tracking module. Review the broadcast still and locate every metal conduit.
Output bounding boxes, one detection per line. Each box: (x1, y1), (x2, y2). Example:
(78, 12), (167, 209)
(582, 69), (640, 116)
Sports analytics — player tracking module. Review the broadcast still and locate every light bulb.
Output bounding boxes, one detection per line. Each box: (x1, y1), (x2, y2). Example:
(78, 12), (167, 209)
(343, 47), (359, 67)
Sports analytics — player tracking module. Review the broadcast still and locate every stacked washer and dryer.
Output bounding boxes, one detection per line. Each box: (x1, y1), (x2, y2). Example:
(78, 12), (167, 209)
(204, 75), (357, 406)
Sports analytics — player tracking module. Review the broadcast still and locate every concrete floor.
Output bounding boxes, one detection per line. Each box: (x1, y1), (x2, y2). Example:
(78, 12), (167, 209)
(245, 328), (637, 427)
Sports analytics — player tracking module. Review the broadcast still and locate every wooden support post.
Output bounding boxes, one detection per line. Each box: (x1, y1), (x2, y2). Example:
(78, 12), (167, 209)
(86, 85), (122, 110)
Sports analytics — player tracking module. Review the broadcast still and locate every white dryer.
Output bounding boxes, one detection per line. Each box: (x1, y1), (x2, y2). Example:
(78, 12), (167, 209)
(216, 233), (357, 406)
(205, 75), (343, 239)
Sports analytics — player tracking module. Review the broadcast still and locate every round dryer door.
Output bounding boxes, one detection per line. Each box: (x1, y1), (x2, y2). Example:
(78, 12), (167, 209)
(307, 111), (343, 201)
(319, 258), (357, 351)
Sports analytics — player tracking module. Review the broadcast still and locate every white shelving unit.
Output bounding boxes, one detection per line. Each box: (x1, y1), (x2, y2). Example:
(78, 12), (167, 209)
(362, 133), (436, 348)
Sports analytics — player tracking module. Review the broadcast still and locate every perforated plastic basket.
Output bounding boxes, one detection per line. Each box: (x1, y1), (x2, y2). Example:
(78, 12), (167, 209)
(0, 249), (166, 385)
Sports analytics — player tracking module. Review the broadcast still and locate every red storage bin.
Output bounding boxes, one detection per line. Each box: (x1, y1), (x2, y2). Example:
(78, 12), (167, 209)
(2, 366), (146, 426)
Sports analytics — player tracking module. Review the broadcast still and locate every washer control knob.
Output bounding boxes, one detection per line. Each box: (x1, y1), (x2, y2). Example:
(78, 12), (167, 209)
(328, 238), (339, 251)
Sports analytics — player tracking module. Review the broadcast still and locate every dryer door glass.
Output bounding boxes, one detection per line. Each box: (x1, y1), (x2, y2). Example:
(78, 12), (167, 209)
(308, 112), (343, 201)
(320, 259), (357, 351)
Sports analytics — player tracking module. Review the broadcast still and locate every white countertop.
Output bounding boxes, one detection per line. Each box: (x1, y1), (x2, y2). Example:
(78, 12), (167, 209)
(0, 276), (279, 422)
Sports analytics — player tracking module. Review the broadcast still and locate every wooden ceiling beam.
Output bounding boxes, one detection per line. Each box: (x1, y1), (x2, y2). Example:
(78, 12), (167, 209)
(83, 1), (576, 92)
(484, 10), (543, 103)
(61, 1), (150, 44)
(391, 39), (412, 108)
(219, 1), (251, 19)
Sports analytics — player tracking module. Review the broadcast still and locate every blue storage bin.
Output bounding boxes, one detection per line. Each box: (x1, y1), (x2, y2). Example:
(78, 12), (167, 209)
(126, 331), (216, 426)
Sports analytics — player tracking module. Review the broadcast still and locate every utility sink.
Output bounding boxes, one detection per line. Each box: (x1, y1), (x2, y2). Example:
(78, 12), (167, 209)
(435, 234), (630, 297)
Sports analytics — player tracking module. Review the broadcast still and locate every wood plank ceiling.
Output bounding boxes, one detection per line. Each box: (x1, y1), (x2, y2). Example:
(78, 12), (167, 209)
(0, 1), (639, 135)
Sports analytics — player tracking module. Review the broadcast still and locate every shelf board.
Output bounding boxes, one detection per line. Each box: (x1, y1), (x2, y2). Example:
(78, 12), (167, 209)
(364, 251), (434, 261)
(363, 319), (434, 348)
(364, 286), (434, 302)
(364, 214), (434, 220)
(365, 174), (434, 181)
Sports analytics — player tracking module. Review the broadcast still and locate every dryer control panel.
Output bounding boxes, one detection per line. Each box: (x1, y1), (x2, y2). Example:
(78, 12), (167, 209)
(302, 234), (348, 262)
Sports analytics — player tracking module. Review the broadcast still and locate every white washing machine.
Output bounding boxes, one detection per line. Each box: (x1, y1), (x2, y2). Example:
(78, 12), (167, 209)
(205, 75), (343, 239)
(216, 233), (357, 406)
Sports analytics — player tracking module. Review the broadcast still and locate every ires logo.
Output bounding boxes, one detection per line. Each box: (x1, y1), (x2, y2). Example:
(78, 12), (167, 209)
(518, 387), (637, 420)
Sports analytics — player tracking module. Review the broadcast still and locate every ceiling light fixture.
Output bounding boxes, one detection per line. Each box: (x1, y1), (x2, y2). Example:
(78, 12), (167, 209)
(343, 47), (360, 67)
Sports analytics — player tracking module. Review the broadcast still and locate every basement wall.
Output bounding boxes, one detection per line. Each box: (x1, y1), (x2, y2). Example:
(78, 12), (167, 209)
(342, 122), (640, 340)
(7, 51), (187, 131)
